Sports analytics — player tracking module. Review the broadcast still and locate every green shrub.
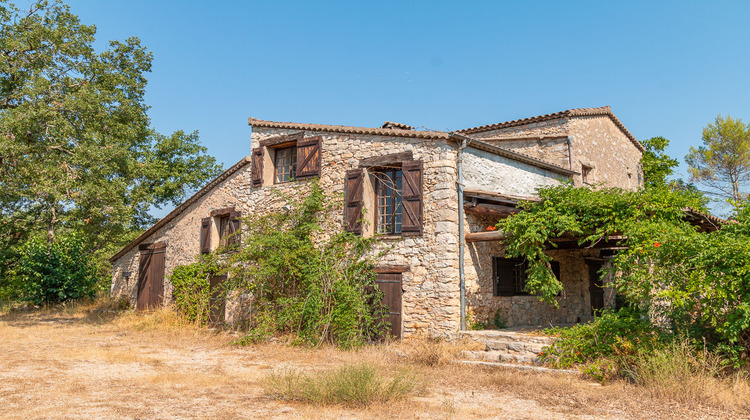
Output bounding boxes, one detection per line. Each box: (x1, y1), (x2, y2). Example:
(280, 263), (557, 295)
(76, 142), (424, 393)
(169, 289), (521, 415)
(15, 234), (100, 304)
(263, 363), (418, 407)
(541, 308), (665, 371)
(229, 180), (387, 348)
(170, 253), (220, 325)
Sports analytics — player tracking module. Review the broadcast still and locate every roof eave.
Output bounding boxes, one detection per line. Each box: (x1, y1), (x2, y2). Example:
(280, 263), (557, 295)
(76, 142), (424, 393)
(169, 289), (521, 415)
(109, 155), (253, 263)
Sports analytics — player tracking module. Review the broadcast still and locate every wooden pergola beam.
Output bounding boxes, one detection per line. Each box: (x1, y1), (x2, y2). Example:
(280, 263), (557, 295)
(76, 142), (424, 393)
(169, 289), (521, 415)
(463, 203), (519, 217)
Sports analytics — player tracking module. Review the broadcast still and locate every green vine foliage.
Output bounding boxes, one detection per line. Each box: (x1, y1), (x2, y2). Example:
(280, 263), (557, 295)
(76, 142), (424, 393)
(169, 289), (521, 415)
(498, 183), (750, 364)
(15, 234), (100, 304)
(170, 253), (221, 325)
(228, 180), (386, 348)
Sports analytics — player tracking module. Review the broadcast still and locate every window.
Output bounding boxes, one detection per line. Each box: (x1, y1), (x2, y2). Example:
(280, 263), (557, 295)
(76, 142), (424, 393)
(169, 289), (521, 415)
(345, 160), (422, 236)
(494, 257), (560, 296)
(374, 168), (403, 234)
(582, 165), (593, 184)
(274, 146), (297, 183)
(253, 135), (321, 187)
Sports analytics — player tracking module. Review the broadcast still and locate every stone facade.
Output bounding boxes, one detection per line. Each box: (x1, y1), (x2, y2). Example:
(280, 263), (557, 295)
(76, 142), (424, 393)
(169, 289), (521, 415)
(468, 114), (643, 189)
(110, 106), (641, 336)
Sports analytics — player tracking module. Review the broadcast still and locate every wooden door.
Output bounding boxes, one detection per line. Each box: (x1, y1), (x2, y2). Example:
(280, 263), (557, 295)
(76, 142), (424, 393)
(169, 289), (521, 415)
(208, 275), (227, 325)
(587, 261), (605, 315)
(375, 272), (403, 340)
(136, 243), (166, 311)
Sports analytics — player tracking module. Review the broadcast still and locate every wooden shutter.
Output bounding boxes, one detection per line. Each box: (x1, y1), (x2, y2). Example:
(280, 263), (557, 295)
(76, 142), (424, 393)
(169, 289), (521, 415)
(494, 257), (516, 297)
(296, 137), (321, 178)
(251, 147), (263, 187)
(227, 211), (241, 247)
(345, 169), (364, 234)
(200, 217), (211, 254)
(400, 160), (423, 235)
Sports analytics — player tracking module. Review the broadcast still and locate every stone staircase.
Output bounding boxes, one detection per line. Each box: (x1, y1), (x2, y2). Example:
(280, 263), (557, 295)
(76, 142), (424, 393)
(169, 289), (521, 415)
(457, 329), (555, 365)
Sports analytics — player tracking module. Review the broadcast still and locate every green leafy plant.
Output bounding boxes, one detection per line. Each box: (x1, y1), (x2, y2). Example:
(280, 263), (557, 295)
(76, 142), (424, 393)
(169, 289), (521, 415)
(541, 308), (665, 372)
(228, 180), (387, 348)
(170, 253), (221, 325)
(15, 234), (100, 304)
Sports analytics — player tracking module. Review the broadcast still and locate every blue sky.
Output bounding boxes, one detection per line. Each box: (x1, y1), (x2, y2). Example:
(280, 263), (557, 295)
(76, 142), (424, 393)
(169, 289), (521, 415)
(66, 0), (750, 213)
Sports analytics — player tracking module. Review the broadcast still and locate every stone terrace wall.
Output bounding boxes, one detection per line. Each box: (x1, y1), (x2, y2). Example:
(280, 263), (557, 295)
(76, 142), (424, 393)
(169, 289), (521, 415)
(112, 126), (463, 336)
(568, 115), (643, 190)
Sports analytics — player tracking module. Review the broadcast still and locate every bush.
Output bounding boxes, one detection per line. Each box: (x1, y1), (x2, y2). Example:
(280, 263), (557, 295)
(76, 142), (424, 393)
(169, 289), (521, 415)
(263, 363), (418, 407)
(15, 234), (100, 304)
(170, 254), (221, 325)
(229, 180), (386, 348)
(541, 308), (665, 372)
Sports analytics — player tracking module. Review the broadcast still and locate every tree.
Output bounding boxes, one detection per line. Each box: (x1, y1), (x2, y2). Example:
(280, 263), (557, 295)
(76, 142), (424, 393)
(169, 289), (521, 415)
(686, 115), (750, 207)
(640, 136), (679, 189)
(0, 1), (221, 267)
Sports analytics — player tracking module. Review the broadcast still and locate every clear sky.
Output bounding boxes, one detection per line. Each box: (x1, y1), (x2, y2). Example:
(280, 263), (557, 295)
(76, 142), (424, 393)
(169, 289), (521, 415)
(65, 0), (750, 214)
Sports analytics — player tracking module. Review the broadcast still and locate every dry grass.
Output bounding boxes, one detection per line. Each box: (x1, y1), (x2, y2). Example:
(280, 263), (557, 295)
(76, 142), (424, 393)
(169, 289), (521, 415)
(627, 339), (750, 412)
(0, 301), (748, 419)
(263, 363), (420, 407)
(395, 335), (484, 367)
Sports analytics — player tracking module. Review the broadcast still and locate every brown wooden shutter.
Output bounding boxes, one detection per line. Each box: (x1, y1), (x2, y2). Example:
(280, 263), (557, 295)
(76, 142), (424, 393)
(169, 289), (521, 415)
(345, 169), (364, 234)
(400, 160), (423, 235)
(227, 211), (241, 247)
(251, 147), (263, 187)
(296, 137), (321, 178)
(200, 217), (211, 254)
(494, 257), (515, 296)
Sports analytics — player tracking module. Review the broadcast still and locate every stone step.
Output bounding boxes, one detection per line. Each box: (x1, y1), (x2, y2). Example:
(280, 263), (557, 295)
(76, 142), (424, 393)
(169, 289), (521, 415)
(484, 340), (548, 355)
(458, 330), (554, 345)
(460, 350), (544, 365)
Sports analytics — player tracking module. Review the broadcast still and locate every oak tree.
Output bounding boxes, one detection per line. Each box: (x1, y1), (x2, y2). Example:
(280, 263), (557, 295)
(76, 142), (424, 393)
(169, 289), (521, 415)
(0, 1), (221, 267)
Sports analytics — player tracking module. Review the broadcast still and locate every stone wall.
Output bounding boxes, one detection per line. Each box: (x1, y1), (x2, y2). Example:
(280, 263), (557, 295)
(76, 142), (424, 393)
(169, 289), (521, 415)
(568, 115), (643, 190)
(466, 115), (643, 190)
(112, 126), (464, 336)
(462, 147), (567, 196)
(111, 165), (252, 307)
(468, 118), (571, 171)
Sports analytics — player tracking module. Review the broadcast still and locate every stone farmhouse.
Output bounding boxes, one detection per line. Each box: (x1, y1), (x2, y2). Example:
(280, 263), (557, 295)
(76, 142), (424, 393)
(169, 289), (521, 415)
(110, 106), (649, 338)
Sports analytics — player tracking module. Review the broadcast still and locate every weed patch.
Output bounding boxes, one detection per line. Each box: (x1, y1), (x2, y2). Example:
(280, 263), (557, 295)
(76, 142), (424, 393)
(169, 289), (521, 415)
(263, 363), (419, 407)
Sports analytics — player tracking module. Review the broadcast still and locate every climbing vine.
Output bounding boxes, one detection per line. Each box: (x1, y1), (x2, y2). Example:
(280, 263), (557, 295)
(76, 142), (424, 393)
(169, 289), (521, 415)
(227, 180), (387, 348)
(498, 184), (750, 363)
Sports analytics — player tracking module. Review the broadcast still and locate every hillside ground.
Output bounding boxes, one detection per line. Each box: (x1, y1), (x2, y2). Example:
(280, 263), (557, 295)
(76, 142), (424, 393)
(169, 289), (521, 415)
(0, 303), (745, 419)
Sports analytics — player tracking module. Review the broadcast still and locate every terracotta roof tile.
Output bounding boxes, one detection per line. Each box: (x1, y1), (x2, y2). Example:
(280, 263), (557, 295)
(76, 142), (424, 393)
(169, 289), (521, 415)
(381, 121), (414, 130)
(248, 117), (448, 140)
(457, 106), (645, 152)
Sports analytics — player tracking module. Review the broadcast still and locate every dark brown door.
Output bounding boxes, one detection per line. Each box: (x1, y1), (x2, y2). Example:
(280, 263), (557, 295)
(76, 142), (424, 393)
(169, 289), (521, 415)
(209, 275), (227, 325)
(375, 272), (403, 339)
(587, 261), (605, 315)
(136, 243), (166, 310)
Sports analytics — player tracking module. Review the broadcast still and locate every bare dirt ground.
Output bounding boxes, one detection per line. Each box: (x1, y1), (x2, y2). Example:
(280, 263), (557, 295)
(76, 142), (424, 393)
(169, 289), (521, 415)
(0, 305), (745, 419)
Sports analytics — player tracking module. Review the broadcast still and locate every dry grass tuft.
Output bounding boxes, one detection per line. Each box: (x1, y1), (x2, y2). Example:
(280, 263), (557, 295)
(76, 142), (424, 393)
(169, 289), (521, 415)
(263, 362), (420, 407)
(395, 336), (483, 367)
(628, 339), (750, 412)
